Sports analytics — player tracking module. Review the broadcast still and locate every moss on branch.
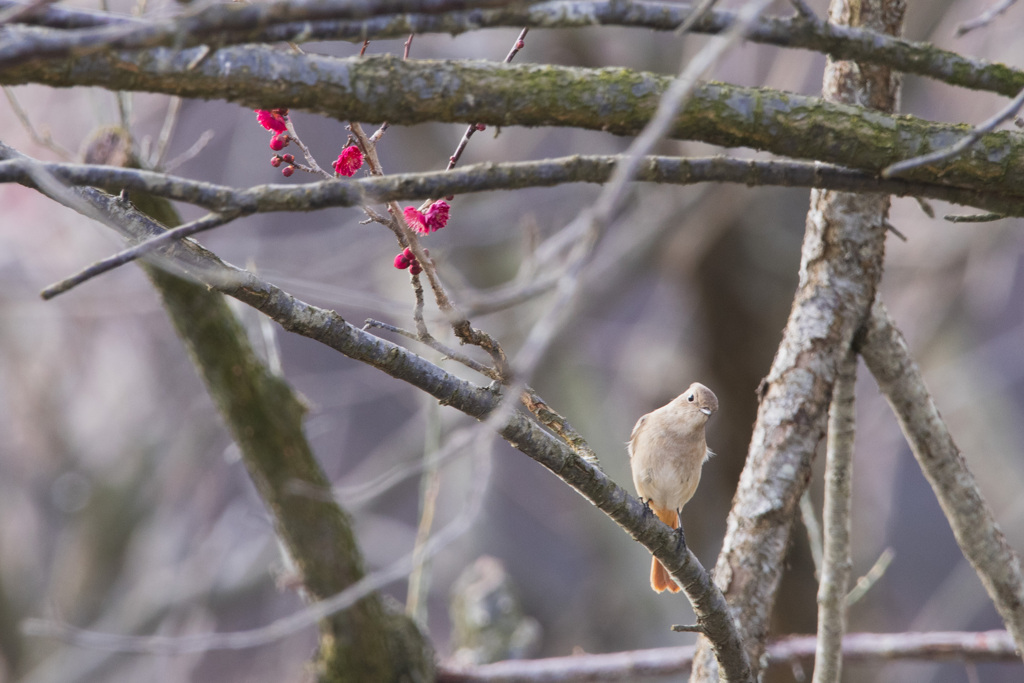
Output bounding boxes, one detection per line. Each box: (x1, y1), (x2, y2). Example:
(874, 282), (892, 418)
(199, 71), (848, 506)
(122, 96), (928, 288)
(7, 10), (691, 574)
(5, 53), (1024, 200)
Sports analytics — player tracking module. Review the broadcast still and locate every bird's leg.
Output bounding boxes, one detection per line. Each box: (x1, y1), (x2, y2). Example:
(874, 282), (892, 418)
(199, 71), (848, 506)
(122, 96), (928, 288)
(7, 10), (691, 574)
(674, 511), (687, 550)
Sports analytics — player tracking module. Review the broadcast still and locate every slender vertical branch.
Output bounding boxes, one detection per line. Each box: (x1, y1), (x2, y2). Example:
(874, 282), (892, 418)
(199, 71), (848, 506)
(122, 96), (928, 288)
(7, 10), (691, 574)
(800, 491), (824, 579)
(406, 398), (444, 623)
(813, 350), (857, 683)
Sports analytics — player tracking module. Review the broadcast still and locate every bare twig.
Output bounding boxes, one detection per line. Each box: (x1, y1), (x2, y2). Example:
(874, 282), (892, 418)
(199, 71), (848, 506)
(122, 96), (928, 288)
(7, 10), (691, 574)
(149, 95), (182, 169)
(162, 129), (213, 172)
(845, 547), (894, 607)
(436, 631), (1021, 682)
(406, 399), (443, 622)
(800, 491), (824, 579)
(363, 317), (497, 379)
(674, 0), (720, 35)
(24, 479), (483, 654)
(883, 86), (1024, 178)
(788, 0), (818, 19)
(955, 0), (1018, 37)
(447, 28), (528, 172)
(3, 85), (74, 159)
(813, 351), (857, 683)
(284, 119), (333, 180)
(40, 211), (239, 299)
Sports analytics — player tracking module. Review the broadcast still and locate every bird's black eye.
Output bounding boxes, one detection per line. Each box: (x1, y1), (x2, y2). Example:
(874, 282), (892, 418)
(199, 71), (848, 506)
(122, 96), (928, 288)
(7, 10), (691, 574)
(687, 394), (695, 402)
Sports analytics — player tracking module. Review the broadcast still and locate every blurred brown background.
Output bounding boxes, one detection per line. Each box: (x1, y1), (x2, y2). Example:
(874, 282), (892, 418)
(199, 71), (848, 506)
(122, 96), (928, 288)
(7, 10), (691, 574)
(2, 0), (1024, 681)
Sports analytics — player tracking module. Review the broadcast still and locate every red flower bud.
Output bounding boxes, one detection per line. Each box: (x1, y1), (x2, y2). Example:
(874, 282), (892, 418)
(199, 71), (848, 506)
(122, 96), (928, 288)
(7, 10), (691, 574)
(394, 253), (411, 269)
(270, 156), (282, 167)
(282, 165), (295, 177)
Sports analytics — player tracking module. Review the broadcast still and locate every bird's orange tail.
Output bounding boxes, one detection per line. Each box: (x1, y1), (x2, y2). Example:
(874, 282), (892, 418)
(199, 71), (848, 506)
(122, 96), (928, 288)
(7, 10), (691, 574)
(650, 506), (681, 593)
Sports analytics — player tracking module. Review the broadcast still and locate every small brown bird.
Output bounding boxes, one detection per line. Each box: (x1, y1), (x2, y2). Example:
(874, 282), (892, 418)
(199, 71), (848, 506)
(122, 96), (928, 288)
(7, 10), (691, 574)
(628, 382), (718, 593)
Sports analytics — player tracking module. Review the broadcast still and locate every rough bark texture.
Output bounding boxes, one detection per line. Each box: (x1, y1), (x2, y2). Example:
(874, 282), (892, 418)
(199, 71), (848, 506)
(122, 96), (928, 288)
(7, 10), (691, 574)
(857, 301), (1024, 658)
(691, 1), (905, 679)
(2, 1), (1021, 97)
(5, 52), (1024, 199)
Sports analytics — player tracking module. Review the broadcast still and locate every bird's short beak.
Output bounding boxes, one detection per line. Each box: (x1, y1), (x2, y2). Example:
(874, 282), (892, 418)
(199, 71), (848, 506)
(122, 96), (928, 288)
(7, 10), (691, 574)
(700, 408), (712, 416)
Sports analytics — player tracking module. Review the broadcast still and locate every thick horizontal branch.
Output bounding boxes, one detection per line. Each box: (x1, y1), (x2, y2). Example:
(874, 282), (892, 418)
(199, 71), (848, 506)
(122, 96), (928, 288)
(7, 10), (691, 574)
(2, 1), (1021, 97)
(437, 630), (1019, 682)
(0, 0), (513, 67)
(5, 55), (1023, 200)
(4, 155), (1024, 219)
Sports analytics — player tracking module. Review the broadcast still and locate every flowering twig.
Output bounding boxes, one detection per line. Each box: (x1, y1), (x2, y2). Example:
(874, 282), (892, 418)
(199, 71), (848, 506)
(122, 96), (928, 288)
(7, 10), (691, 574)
(347, 118), (511, 378)
(284, 119), (333, 180)
(357, 126), (498, 381)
